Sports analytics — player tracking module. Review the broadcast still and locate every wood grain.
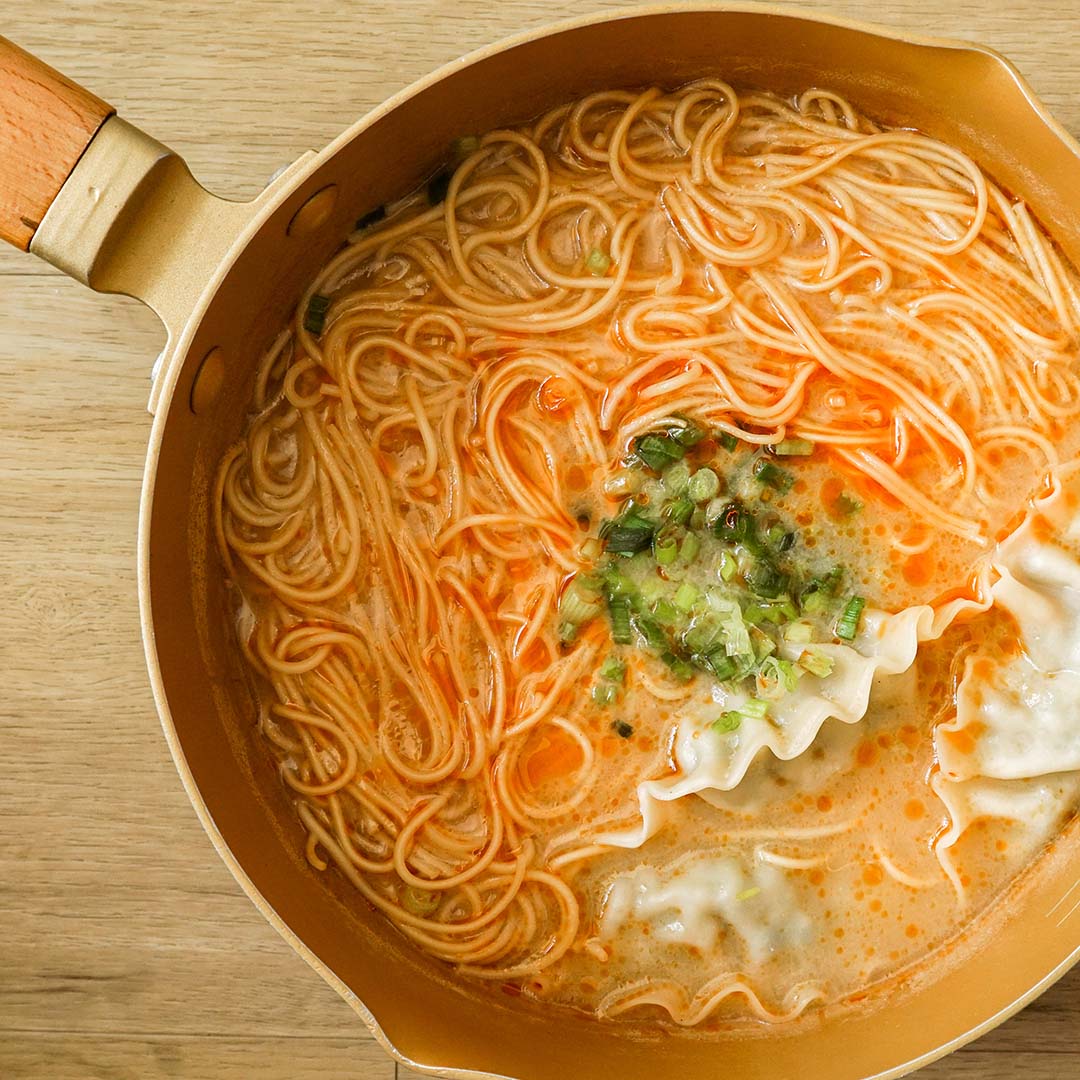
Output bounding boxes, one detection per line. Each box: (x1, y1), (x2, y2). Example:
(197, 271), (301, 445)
(0, 36), (113, 251)
(1, 2), (1079, 1078)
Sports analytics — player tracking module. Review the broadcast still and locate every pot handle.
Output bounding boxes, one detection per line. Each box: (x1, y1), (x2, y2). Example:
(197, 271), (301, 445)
(0, 36), (308, 347)
(0, 36), (114, 250)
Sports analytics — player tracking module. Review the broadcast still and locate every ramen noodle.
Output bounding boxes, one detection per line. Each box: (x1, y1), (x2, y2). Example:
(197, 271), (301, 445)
(214, 82), (1080, 1025)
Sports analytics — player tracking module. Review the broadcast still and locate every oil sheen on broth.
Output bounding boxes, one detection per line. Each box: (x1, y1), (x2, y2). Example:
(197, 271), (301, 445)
(214, 82), (1080, 1026)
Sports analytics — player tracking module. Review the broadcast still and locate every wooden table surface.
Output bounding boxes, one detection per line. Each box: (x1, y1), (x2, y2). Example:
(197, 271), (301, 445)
(3, 2), (1080, 1077)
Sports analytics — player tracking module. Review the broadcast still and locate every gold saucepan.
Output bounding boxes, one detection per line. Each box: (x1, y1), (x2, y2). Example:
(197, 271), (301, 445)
(2, 7), (1078, 1078)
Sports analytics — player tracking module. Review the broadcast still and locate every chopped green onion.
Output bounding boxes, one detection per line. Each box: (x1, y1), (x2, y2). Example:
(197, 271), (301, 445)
(662, 652), (695, 681)
(743, 603), (767, 625)
(702, 650), (738, 681)
(736, 886), (762, 901)
(608, 596), (633, 645)
(753, 458), (794, 494)
(835, 493), (864, 516)
(578, 536), (603, 562)
(801, 590), (831, 614)
(427, 169), (451, 204)
(662, 461), (692, 494)
(664, 496), (694, 527)
(767, 524), (796, 552)
(304, 293), (331, 336)
(670, 418), (706, 447)
(688, 467), (721, 503)
(836, 596), (866, 641)
(683, 616), (721, 654)
(585, 248), (611, 276)
(599, 657), (627, 683)
(674, 582), (700, 612)
(355, 205), (386, 230)
(706, 592), (752, 659)
(713, 711), (742, 734)
(784, 620), (814, 643)
(653, 599), (680, 627)
(592, 682), (617, 706)
(635, 616), (668, 651)
(719, 550), (738, 582)
(401, 886), (440, 916)
(601, 563), (635, 596)
(770, 438), (815, 457)
(613, 719), (634, 739)
(560, 577), (602, 624)
(719, 431), (740, 452)
(739, 697), (770, 719)
(558, 621), (578, 644)
(800, 647), (835, 679)
(653, 531), (679, 566)
(679, 531), (701, 563)
(757, 656), (800, 698)
(605, 524), (654, 555)
(745, 559), (789, 599)
(452, 134), (481, 160)
(634, 433), (685, 471)
(750, 626), (776, 662)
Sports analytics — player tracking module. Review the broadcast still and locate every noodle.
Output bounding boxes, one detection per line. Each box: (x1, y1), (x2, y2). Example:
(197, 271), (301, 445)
(215, 82), (1080, 1024)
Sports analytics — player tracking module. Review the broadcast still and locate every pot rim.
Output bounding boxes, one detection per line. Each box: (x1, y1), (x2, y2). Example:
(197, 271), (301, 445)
(135, 5), (1080, 1078)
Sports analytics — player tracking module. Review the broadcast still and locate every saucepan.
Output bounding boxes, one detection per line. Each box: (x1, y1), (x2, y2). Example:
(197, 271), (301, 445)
(3, 6), (1079, 1077)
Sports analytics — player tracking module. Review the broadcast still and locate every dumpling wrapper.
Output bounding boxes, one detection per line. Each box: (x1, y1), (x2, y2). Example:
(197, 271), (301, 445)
(599, 594), (983, 849)
(937, 468), (1080, 782)
(599, 850), (813, 962)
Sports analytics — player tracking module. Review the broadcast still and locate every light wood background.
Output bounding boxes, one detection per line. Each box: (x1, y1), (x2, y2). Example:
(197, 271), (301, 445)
(2, 2), (1079, 1078)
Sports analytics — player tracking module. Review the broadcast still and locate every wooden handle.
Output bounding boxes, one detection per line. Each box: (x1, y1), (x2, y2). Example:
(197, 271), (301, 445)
(0, 36), (114, 251)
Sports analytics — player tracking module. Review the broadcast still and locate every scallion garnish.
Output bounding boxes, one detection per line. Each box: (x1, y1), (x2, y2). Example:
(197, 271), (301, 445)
(835, 493), (864, 516)
(770, 438), (815, 456)
(679, 531), (701, 563)
(753, 458), (794, 494)
(736, 886), (762, 901)
(673, 582), (700, 612)
(304, 293), (331, 336)
(719, 431), (740, 452)
(799, 647), (835, 679)
(559, 577), (603, 627)
(745, 559), (788, 599)
(585, 248), (611, 276)
(653, 531), (678, 566)
(661, 652), (695, 682)
(452, 134), (481, 160)
(605, 523), (655, 555)
(613, 719), (634, 739)
(355, 205), (386, 230)
(427, 169), (451, 204)
(669, 417), (706, 447)
(607, 596), (633, 645)
(719, 550), (738, 581)
(634, 433), (684, 471)
(784, 620), (814, 643)
(599, 657), (627, 683)
(401, 886), (440, 917)
(739, 697), (770, 719)
(665, 496), (694, 527)
(592, 682), (617, 706)
(688, 467), (720, 503)
(835, 596), (866, 641)
(635, 616), (668, 651)
(713, 711), (742, 734)
(662, 461), (692, 494)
